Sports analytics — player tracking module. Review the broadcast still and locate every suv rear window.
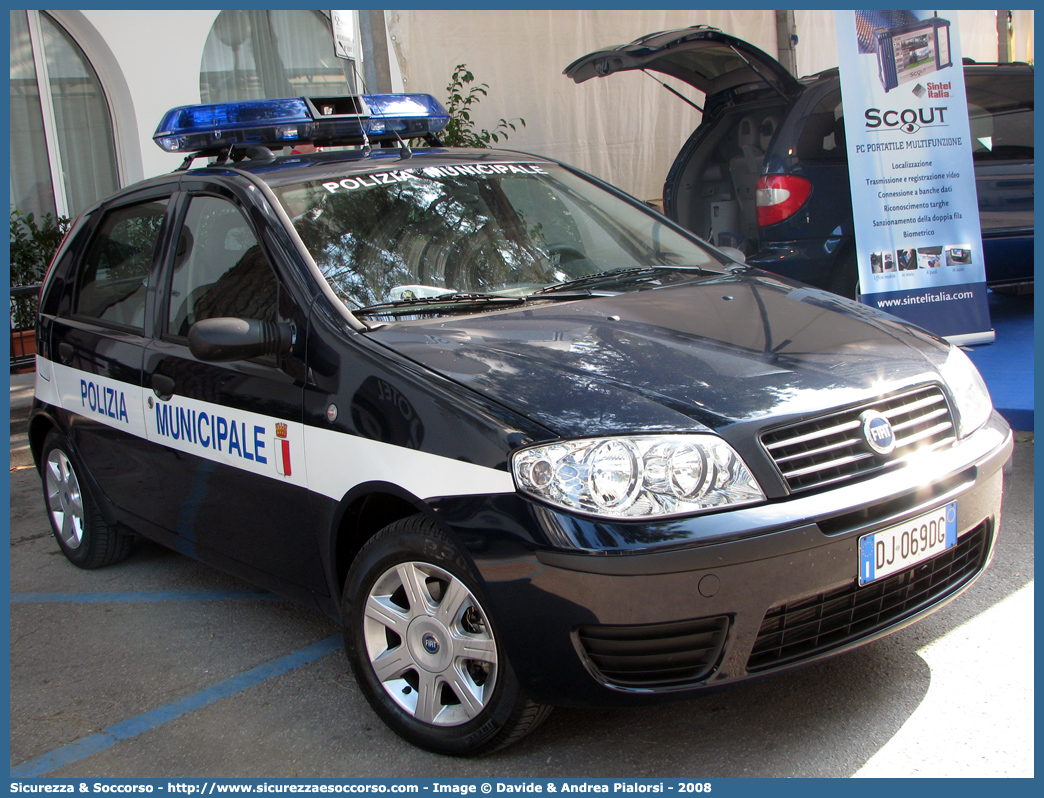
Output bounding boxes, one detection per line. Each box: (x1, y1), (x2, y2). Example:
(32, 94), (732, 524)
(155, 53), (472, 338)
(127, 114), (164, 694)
(965, 73), (1033, 161)
(798, 71), (1033, 165)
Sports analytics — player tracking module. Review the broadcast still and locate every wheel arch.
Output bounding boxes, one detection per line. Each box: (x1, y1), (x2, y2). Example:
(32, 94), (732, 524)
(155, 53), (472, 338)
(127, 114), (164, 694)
(330, 481), (433, 602)
(31, 410), (120, 528)
(27, 409), (58, 471)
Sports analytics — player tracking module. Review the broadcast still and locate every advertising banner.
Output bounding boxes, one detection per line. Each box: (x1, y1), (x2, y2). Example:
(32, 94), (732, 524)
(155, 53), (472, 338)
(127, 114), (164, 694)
(835, 10), (993, 344)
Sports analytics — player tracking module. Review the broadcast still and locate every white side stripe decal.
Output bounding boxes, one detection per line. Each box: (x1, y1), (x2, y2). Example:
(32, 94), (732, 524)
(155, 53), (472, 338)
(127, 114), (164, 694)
(303, 425), (515, 503)
(38, 357), (515, 502)
(49, 360), (148, 439)
(33, 356), (61, 409)
(146, 390), (304, 486)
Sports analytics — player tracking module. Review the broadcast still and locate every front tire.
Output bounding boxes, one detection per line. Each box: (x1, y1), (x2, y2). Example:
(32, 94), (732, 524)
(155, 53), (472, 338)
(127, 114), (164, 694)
(40, 430), (133, 569)
(342, 516), (551, 755)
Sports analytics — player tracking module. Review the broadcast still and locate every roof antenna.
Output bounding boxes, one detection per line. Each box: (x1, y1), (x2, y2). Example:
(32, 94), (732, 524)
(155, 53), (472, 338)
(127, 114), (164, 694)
(395, 130), (412, 160)
(348, 57), (410, 158)
(347, 59), (373, 156)
(349, 54), (368, 95)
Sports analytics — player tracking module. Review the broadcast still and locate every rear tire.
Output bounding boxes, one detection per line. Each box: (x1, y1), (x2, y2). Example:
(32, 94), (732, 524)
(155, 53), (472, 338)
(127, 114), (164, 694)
(341, 515), (551, 755)
(828, 248), (860, 300)
(40, 430), (133, 569)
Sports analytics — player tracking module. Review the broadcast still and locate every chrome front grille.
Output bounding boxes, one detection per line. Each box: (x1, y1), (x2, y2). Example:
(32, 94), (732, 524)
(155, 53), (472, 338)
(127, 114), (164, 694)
(761, 386), (956, 493)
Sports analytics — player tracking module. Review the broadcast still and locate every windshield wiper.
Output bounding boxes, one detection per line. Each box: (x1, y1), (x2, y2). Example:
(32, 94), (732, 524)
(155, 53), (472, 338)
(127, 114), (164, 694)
(354, 292), (528, 316)
(531, 265), (717, 295)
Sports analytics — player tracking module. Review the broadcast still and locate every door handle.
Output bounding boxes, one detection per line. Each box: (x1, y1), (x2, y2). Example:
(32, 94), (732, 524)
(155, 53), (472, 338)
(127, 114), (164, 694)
(58, 342), (74, 365)
(151, 373), (176, 401)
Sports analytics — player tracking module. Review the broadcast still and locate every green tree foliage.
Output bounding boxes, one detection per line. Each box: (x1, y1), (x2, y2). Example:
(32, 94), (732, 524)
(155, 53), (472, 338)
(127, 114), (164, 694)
(441, 64), (525, 148)
(10, 208), (70, 329)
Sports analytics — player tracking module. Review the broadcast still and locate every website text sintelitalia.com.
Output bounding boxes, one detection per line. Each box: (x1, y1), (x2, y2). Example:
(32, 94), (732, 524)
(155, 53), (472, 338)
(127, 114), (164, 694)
(874, 289), (975, 308)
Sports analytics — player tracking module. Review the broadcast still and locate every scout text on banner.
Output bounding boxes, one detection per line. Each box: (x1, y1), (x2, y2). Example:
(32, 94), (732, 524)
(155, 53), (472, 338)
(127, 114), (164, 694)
(835, 9), (993, 345)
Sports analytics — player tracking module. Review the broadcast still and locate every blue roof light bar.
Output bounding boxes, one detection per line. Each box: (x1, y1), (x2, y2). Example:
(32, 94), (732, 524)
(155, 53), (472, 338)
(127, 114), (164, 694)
(154, 94), (449, 154)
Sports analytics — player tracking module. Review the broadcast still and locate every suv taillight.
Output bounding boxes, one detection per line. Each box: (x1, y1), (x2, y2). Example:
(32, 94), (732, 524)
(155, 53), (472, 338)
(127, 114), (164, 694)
(755, 175), (812, 226)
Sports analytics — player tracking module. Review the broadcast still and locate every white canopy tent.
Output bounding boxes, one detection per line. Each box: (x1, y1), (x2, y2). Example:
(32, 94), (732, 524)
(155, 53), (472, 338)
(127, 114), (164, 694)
(385, 9), (1014, 201)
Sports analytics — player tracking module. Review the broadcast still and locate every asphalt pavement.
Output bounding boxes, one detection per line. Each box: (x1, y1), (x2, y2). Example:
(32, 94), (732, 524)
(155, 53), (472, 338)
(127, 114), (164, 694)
(11, 370), (34, 468)
(8, 370), (1034, 777)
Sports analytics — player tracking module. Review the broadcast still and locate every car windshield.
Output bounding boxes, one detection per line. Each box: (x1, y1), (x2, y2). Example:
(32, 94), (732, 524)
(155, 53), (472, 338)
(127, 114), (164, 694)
(273, 161), (728, 316)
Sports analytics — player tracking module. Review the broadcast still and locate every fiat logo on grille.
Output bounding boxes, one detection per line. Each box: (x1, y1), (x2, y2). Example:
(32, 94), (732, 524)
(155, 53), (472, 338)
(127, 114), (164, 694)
(861, 411), (896, 455)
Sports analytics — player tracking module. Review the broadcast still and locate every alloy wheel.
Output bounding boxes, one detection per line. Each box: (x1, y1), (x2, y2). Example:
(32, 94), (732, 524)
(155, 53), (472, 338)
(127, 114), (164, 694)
(45, 449), (85, 550)
(362, 561), (498, 726)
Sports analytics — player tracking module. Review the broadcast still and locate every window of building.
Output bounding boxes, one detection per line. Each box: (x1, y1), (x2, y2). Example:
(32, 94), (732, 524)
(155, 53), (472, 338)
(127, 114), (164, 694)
(9, 11), (56, 219)
(9, 10), (119, 220)
(200, 10), (356, 103)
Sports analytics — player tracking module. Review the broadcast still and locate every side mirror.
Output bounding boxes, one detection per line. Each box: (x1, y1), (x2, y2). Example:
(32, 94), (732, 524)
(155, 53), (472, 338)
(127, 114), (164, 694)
(187, 317), (294, 362)
(717, 246), (747, 264)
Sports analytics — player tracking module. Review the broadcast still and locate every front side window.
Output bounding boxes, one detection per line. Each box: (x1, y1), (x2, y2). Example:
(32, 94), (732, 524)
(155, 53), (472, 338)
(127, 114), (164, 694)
(275, 163), (727, 316)
(167, 196), (279, 338)
(75, 199), (168, 329)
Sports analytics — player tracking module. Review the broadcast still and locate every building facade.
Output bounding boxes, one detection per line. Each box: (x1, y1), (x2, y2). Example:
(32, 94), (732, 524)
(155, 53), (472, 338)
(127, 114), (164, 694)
(9, 9), (1032, 222)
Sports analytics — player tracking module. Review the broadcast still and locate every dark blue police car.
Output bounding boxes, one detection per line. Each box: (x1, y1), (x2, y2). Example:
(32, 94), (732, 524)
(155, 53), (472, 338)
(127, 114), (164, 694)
(30, 92), (1012, 755)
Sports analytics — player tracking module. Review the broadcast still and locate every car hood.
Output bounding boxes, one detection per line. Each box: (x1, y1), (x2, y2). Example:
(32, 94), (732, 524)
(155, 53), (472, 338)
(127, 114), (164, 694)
(369, 273), (950, 439)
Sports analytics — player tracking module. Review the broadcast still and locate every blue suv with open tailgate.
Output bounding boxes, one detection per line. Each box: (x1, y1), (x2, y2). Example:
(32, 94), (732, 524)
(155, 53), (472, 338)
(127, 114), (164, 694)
(566, 26), (1033, 297)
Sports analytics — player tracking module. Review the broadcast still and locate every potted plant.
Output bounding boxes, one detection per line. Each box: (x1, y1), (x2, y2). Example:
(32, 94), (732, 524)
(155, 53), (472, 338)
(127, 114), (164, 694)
(10, 208), (69, 366)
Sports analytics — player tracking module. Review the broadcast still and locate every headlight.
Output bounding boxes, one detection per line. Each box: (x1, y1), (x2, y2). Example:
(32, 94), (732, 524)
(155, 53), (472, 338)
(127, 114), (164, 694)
(512, 435), (765, 519)
(939, 345), (992, 438)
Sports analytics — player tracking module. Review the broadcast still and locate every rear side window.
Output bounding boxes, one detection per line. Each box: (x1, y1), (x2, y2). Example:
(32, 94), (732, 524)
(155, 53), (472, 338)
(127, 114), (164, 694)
(166, 196), (279, 338)
(39, 222), (87, 318)
(75, 199), (169, 330)
(796, 90), (846, 164)
(965, 73), (1033, 161)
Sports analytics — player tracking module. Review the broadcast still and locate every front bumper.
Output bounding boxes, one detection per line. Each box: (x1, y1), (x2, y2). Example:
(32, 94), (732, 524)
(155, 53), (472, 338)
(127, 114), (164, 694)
(451, 413), (1011, 707)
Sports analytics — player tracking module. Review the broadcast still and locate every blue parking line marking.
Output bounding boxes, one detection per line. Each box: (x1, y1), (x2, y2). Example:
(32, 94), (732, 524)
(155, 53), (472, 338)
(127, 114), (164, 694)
(11, 634), (343, 778)
(11, 589), (283, 603)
